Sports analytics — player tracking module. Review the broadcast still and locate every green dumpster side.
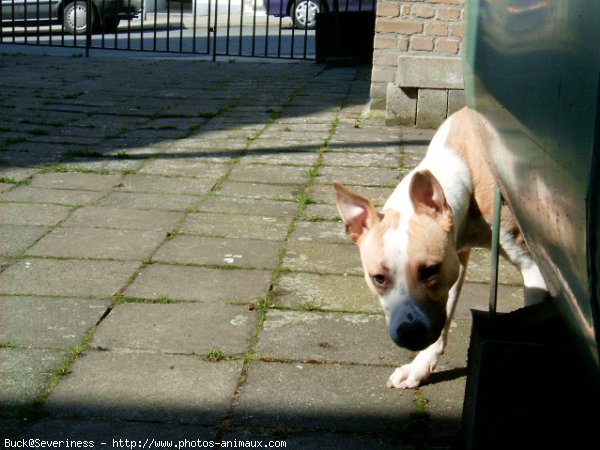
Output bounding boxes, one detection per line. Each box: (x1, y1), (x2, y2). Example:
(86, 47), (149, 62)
(463, 0), (600, 374)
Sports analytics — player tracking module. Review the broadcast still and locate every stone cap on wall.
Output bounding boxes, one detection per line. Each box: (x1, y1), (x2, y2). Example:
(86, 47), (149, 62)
(396, 55), (464, 89)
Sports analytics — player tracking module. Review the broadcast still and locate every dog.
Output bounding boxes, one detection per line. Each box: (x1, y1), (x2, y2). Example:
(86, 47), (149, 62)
(334, 107), (548, 389)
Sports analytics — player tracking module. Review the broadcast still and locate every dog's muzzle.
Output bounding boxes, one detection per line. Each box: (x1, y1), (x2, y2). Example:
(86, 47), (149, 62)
(388, 301), (444, 351)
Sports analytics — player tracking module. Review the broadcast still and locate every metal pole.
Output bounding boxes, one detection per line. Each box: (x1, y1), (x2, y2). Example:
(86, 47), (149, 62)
(489, 185), (502, 320)
(212, 0), (219, 61)
(86, 0), (92, 57)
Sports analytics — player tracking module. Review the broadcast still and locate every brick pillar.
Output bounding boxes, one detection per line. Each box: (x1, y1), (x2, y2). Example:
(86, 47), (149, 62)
(370, 0), (465, 128)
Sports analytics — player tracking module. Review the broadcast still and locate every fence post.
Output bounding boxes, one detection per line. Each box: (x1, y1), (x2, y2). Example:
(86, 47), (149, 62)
(86, 0), (92, 56)
(212, 0), (219, 61)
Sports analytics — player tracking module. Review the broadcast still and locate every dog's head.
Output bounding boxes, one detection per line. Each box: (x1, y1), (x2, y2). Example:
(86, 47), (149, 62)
(334, 170), (460, 351)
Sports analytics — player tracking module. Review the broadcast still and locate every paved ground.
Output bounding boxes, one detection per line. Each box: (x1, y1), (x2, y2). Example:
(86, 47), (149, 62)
(0, 52), (524, 449)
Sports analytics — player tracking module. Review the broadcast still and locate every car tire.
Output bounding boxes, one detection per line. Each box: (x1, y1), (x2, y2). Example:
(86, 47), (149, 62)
(63, 1), (95, 35)
(291, 0), (320, 30)
(102, 16), (120, 33)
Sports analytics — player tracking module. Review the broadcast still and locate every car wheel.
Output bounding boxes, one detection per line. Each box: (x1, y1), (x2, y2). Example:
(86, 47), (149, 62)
(292, 0), (320, 30)
(63, 1), (95, 35)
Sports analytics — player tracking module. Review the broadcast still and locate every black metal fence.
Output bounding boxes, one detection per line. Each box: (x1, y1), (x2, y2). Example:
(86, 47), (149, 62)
(0, 0), (376, 60)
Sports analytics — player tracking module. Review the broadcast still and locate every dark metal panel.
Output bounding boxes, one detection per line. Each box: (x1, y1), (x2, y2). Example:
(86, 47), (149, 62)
(463, 0), (600, 370)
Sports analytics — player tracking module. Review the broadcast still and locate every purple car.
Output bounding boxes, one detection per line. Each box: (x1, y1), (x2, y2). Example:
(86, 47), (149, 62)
(263, 0), (376, 30)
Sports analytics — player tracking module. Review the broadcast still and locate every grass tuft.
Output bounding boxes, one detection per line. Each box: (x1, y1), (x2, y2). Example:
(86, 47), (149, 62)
(204, 349), (235, 362)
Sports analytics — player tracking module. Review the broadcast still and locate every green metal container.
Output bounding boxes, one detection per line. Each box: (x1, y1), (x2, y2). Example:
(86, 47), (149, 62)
(463, 0), (600, 373)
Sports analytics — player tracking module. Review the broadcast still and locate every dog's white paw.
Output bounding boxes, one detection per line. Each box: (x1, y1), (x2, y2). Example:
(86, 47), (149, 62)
(386, 363), (431, 389)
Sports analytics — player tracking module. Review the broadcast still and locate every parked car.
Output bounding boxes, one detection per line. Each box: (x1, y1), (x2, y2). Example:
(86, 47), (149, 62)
(263, 0), (376, 29)
(0, 0), (142, 35)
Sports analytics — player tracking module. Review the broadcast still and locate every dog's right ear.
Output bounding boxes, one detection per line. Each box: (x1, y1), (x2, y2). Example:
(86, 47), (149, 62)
(334, 182), (382, 243)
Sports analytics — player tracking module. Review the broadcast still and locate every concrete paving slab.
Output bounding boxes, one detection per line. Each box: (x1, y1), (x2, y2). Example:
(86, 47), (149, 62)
(301, 203), (343, 221)
(327, 142), (402, 154)
(267, 123), (333, 133)
(0, 224), (48, 257)
(258, 310), (409, 366)
(153, 235), (281, 269)
(139, 159), (230, 179)
(166, 139), (248, 153)
(43, 352), (242, 425)
(278, 110), (339, 124)
(123, 128), (187, 142)
(283, 241), (362, 275)
(0, 186), (105, 206)
(30, 172), (123, 191)
(0, 53), (508, 447)
(119, 173), (216, 196)
(97, 191), (200, 212)
(317, 166), (400, 187)
(435, 319), (471, 373)
(216, 180), (303, 201)
(258, 130), (329, 143)
(467, 247), (523, 286)
(329, 124), (402, 144)
(244, 139), (321, 155)
(228, 164), (311, 185)
(0, 296), (109, 349)
(308, 183), (392, 207)
(0, 167), (37, 183)
(124, 264), (271, 303)
(419, 377), (466, 441)
(273, 272), (378, 312)
(200, 121), (266, 133)
(234, 361), (417, 432)
(0, 419), (23, 440)
(290, 220), (347, 244)
(199, 196), (298, 218)
(58, 158), (146, 174)
(98, 142), (169, 156)
(455, 282), (524, 318)
(240, 148), (320, 166)
(180, 212), (290, 241)
(21, 419), (217, 447)
(62, 206), (184, 231)
(322, 151), (400, 168)
(0, 147), (67, 167)
(92, 302), (256, 355)
(0, 348), (66, 412)
(0, 258), (139, 298)
(26, 227), (166, 261)
(0, 202), (72, 226)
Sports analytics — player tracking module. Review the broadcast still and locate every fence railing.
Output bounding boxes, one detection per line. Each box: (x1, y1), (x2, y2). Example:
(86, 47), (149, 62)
(0, 0), (375, 59)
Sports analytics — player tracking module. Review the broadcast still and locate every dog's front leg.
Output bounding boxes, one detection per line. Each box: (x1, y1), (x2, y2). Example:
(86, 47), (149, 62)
(387, 250), (470, 389)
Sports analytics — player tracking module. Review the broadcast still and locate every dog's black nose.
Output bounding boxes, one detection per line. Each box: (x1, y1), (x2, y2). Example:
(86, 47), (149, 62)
(390, 320), (430, 351)
(388, 303), (439, 351)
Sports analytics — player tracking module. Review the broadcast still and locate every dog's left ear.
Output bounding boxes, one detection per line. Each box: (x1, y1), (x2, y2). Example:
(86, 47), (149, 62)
(409, 170), (453, 230)
(334, 182), (382, 243)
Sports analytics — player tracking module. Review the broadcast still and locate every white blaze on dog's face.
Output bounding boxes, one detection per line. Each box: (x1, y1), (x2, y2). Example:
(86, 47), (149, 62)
(334, 172), (460, 351)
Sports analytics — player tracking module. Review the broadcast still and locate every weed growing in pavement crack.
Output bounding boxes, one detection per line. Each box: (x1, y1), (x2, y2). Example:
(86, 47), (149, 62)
(295, 192), (313, 209)
(308, 167), (321, 180)
(204, 349), (236, 362)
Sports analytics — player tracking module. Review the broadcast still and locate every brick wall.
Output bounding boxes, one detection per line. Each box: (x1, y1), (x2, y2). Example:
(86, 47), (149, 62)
(370, 0), (465, 128)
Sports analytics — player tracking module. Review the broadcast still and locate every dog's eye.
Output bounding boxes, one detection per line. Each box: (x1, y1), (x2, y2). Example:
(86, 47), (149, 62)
(419, 263), (442, 282)
(371, 274), (389, 288)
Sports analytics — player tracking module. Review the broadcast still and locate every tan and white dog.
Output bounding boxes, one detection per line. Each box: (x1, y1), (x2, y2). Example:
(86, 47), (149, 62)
(334, 107), (548, 389)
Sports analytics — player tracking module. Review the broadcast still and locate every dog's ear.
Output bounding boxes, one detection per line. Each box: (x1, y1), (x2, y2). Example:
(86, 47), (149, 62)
(334, 182), (382, 243)
(409, 170), (453, 230)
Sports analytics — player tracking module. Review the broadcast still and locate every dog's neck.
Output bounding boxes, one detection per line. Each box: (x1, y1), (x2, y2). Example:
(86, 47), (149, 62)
(384, 120), (474, 249)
